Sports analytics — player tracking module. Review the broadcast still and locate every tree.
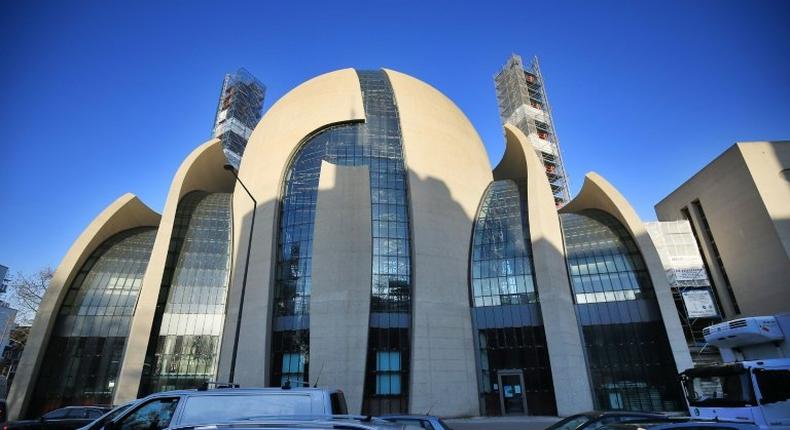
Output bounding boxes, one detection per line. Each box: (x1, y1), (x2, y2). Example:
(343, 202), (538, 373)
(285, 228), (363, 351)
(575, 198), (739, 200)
(7, 267), (52, 324)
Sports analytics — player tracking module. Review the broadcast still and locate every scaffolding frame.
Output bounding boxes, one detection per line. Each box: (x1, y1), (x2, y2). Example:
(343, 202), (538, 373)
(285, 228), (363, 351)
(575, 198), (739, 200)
(212, 68), (266, 169)
(645, 221), (723, 365)
(494, 54), (571, 206)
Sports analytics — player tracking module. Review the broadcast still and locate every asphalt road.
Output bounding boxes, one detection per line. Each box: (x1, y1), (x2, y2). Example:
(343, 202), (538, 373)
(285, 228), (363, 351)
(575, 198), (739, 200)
(445, 416), (560, 430)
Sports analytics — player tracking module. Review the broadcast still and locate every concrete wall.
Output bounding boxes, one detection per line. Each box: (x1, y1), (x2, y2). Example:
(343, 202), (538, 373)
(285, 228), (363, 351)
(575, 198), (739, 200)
(8, 194), (160, 419)
(385, 69), (492, 417)
(655, 142), (790, 317)
(309, 162), (372, 414)
(493, 124), (594, 416)
(563, 173), (694, 372)
(217, 69), (366, 386)
(115, 139), (234, 403)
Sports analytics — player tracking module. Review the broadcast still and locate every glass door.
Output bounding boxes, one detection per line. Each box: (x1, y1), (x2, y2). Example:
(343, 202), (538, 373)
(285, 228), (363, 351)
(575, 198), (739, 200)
(497, 370), (527, 415)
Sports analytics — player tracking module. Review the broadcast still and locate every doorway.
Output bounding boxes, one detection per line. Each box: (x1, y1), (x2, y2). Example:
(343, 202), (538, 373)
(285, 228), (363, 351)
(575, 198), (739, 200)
(497, 369), (527, 415)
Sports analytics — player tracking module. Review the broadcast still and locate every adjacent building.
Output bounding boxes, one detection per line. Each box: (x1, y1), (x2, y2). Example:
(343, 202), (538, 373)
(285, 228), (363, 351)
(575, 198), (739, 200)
(645, 221), (722, 365)
(495, 54), (570, 206)
(212, 68), (266, 169)
(655, 141), (790, 319)
(9, 68), (692, 420)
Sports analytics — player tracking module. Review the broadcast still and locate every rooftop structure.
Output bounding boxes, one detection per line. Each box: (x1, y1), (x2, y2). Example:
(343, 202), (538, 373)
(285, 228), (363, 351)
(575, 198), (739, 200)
(495, 54), (570, 205)
(212, 68), (266, 169)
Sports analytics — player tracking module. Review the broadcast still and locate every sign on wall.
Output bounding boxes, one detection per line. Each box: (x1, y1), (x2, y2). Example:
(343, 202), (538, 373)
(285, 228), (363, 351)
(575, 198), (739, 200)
(682, 289), (719, 318)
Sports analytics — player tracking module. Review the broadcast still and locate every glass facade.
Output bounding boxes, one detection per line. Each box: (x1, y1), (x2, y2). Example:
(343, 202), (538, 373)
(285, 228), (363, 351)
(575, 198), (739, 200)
(139, 192), (232, 394)
(272, 70), (412, 414)
(561, 210), (683, 411)
(470, 180), (556, 415)
(30, 228), (157, 416)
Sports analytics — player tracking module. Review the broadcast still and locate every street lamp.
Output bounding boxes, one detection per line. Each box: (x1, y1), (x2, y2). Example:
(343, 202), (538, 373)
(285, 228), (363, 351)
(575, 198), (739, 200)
(224, 164), (257, 384)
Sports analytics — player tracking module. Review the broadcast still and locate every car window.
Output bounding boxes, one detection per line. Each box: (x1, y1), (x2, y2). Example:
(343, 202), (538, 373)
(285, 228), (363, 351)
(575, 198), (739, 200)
(116, 398), (179, 430)
(66, 408), (89, 418)
(42, 408), (70, 420)
(548, 415), (593, 430)
(586, 417), (621, 430)
(178, 394), (313, 426)
(87, 409), (105, 419)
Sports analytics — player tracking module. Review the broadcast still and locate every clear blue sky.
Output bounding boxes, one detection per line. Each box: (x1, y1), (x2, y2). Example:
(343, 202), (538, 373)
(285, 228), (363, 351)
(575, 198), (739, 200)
(1, 0), (788, 276)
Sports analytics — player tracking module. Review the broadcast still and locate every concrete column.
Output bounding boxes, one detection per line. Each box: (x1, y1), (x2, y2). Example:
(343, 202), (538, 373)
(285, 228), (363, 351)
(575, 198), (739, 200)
(309, 162), (372, 414)
(115, 140), (233, 403)
(496, 124), (594, 416)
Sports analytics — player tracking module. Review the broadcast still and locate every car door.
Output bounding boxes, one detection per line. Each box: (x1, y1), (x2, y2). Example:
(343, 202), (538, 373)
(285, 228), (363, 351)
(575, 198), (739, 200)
(112, 398), (181, 430)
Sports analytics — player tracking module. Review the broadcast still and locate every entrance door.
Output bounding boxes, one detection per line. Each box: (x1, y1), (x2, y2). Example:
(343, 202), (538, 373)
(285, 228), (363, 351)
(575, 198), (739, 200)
(497, 369), (527, 415)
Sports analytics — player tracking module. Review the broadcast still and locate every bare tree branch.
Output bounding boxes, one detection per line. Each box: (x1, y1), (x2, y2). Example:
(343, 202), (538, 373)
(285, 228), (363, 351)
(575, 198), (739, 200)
(6, 267), (52, 324)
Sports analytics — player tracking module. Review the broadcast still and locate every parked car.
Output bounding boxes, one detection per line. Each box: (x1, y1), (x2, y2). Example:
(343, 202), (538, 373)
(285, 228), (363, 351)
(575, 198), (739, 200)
(76, 402), (137, 430)
(5, 407), (110, 430)
(378, 415), (452, 430)
(101, 387), (349, 430)
(544, 411), (671, 430)
(600, 419), (760, 430)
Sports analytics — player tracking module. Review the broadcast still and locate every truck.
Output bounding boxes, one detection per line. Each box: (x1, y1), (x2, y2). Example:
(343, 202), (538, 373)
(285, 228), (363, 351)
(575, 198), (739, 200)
(680, 314), (790, 430)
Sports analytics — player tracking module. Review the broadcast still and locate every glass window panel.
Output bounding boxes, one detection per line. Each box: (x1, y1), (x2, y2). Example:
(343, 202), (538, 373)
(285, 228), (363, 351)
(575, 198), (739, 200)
(30, 228), (157, 415)
(560, 210), (683, 412)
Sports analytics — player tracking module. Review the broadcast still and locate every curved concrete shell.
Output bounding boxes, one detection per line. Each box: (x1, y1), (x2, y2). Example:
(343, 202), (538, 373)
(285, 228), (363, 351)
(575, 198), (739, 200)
(115, 139), (234, 403)
(492, 124), (594, 415)
(561, 172), (693, 372)
(8, 193), (160, 419)
(216, 69), (365, 386)
(385, 69), (492, 416)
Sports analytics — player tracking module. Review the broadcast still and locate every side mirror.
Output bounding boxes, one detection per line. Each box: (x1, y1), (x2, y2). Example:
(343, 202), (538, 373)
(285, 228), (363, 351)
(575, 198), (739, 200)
(38, 417), (45, 423)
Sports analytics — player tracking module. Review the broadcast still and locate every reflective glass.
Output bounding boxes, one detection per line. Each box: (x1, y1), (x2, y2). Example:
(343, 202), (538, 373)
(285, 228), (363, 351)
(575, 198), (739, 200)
(140, 192), (232, 393)
(561, 210), (683, 411)
(469, 180), (556, 415)
(30, 228), (157, 416)
(272, 71), (411, 414)
(471, 180), (536, 307)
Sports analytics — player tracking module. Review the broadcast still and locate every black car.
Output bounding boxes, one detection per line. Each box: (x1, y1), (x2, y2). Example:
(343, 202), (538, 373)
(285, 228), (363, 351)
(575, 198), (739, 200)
(545, 411), (670, 430)
(601, 419), (759, 430)
(5, 407), (110, 430)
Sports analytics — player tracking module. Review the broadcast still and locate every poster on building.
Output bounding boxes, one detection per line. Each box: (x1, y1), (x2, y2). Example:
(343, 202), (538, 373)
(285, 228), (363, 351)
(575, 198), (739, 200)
(682, 289), (718, 318)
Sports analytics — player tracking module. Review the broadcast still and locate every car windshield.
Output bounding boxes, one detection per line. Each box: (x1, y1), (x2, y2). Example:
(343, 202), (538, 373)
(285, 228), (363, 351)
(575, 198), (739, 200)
(684, 368), (756, 407)
(89, 403), (134, 429)
(178, 394), (314, 426)
(546, 415), (593, 430)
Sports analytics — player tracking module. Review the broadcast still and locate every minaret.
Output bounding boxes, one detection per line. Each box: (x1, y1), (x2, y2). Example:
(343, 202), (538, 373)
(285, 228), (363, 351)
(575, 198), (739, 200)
(495, 54), (570, 205)
(212, 68), (266, 169)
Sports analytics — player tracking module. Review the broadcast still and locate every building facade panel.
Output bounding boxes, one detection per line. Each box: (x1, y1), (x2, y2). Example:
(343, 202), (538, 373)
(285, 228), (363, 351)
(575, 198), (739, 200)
(115, 140), (234, 403)
(218, 69), (365, 387)
(385, 69), (491, 418)
(309, 162), (372, 414)
(8, 194), (160, 419)
(561, 210), (683, 411)
(655, 142), (790, 317)
(29, 228), (157, 415)
(494, 124), (593, 416)
(139, 192), (232, 394)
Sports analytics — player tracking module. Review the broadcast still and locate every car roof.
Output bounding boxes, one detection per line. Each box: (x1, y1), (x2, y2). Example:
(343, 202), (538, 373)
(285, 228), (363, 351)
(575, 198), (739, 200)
(379, 415), (439, 420)
(605, 421), (757, 429)
(145, 387), (340, 397)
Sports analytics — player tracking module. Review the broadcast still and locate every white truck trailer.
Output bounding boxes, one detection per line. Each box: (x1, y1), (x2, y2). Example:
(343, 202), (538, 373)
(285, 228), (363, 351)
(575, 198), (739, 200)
(681, 314), (790, 429)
